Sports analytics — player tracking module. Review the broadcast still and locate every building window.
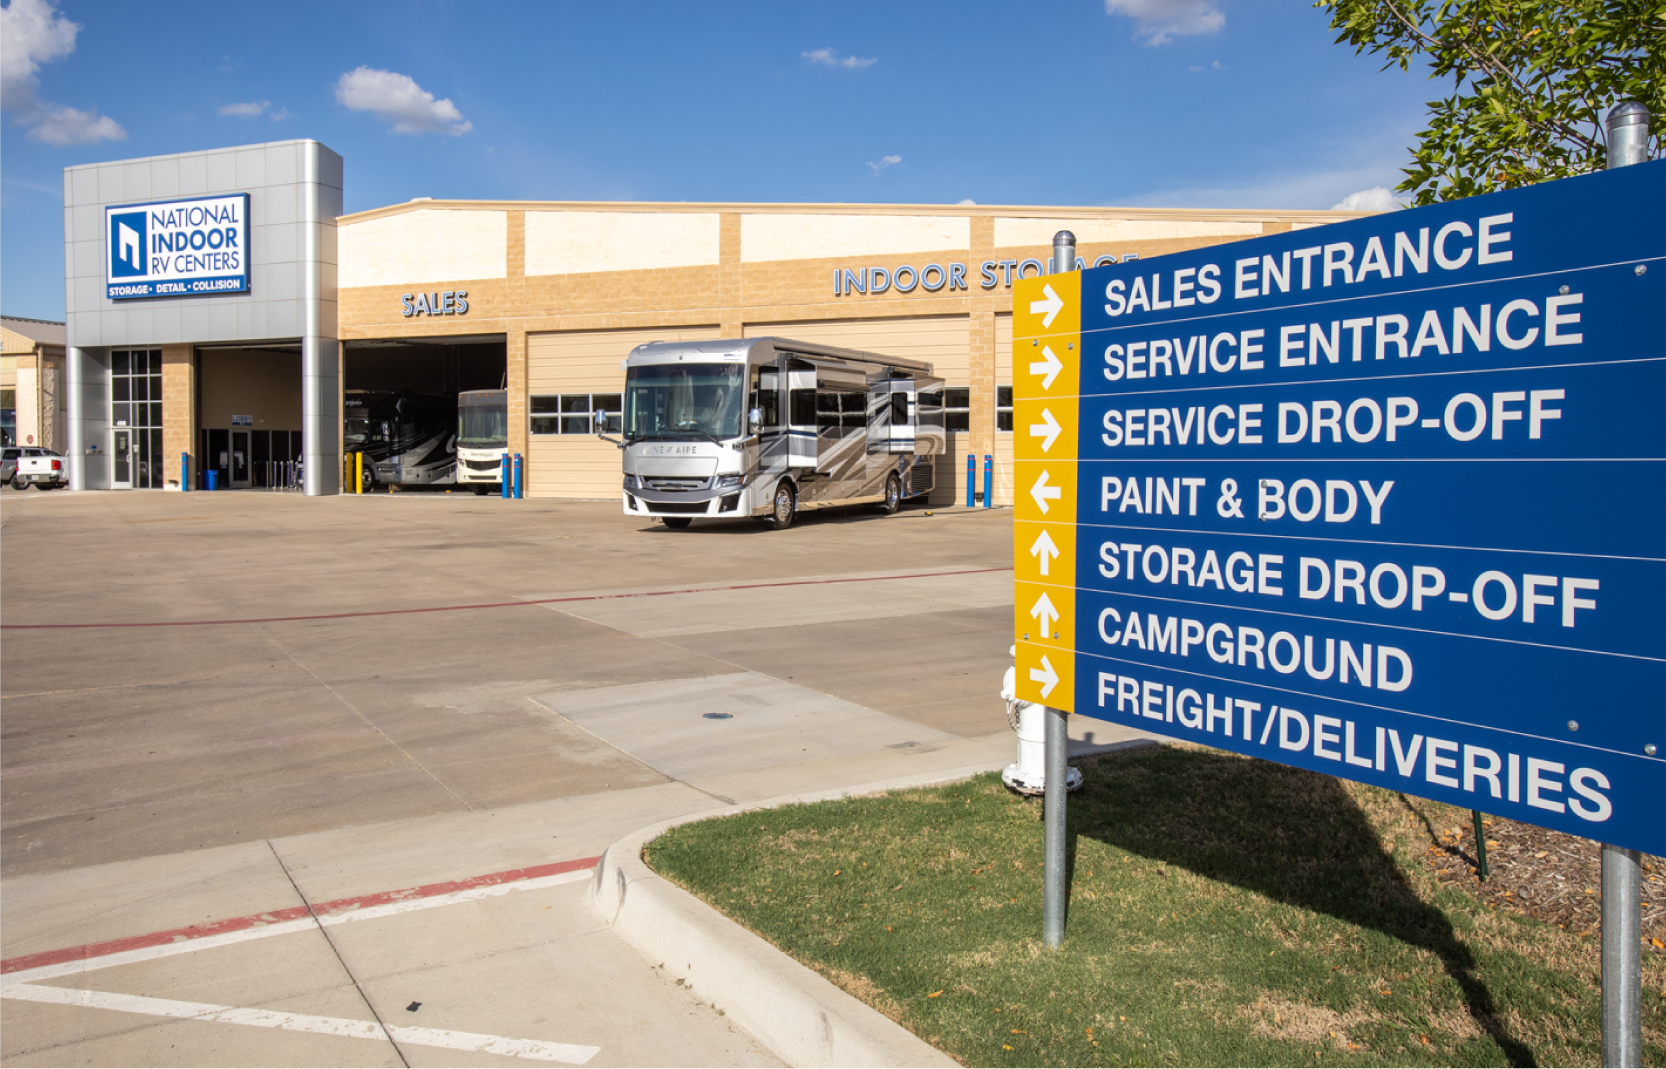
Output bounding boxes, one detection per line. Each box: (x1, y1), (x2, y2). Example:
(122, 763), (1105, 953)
(111, 349), (163, 488)
(944, 387), (970, 433)
(531, 393), (621, 435)
(997, 386), (1013, 432)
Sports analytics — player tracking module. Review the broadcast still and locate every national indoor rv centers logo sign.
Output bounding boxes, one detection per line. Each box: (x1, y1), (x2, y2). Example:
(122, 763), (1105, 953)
(105, 194), (250, 300)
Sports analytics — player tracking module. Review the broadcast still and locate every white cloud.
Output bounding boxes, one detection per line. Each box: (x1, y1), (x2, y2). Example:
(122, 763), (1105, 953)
(1189, 60), (1226, 72)
(958, 198), (977, 205)
(803, 48), (877, 70)
(218, 100), (269, 117)
(1331, 186), (1402, 212)
(1105, 0), (1224, 45)
(1, 0), (125, 144)
(866, 154), (902, 177)
(28, 102), (123, 145)
(335, 66), (472, 135)
(269, 107), (291, 122)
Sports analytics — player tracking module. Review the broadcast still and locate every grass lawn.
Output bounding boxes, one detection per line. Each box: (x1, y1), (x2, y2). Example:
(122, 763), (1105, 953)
(646, 743), (1666, 1067)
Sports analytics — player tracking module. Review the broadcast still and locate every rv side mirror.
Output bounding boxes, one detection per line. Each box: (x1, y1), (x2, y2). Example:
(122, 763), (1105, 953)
(748, 407), (763, 433)
(594, 409), (624, 448)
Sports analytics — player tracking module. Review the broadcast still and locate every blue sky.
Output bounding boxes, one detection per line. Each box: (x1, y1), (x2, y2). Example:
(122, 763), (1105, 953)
(1, 0), (1437, 321)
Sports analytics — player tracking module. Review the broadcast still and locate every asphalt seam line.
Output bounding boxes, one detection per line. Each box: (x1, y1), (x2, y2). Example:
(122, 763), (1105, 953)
(1, 566), (1012, 629)
(265, 838), (413, 1069)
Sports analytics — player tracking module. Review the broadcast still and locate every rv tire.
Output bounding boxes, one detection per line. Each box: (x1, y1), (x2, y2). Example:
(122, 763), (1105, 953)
(766, 479), (796, 531)
(662, 517), (692, 529)
(880, 472), (902, 514)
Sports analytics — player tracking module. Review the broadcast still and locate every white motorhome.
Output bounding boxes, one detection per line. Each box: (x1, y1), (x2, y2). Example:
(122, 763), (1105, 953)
(455, 389), (508, 494)
(609, 338), (945, 529)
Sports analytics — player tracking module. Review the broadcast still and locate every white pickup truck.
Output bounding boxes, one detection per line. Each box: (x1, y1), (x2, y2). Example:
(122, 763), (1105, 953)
(12, 449), (68, 490)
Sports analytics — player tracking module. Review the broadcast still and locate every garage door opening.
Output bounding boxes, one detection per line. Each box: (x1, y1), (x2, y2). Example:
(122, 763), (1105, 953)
(197, 344), (302, 489)
(343, 336), (506, 491)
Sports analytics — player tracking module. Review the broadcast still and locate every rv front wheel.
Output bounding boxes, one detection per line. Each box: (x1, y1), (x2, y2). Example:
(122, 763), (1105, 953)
(880, 472), (902, 514)
(662, 517), (692, 529)
(767, 480), (796, 530)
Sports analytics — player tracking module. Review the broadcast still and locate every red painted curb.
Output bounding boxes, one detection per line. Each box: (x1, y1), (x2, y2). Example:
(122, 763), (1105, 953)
(0, 855), (601, 976)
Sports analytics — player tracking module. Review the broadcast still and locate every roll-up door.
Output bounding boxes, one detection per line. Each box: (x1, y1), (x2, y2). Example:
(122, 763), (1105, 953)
(526, 326), (719, 498)
(994, 313), (1013, 507)
(744, 316), (969, 504)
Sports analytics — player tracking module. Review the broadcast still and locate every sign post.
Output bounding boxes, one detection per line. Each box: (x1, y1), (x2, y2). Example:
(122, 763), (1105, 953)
(1600, 99), (1650, 1069)
(1012, 155), (1664, 1007)
(1040, 232), (1079, 949)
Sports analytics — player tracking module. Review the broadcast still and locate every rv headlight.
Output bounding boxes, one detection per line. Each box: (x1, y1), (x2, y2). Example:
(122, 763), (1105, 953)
(715, 474), (742, 489)
(623, 473), (640, 490)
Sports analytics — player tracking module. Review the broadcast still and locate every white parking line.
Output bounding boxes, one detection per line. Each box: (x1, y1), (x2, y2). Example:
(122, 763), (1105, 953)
(2, 867), (601, 1063)
(2, 983), (600, 1064)
(3, 868), (592, 986)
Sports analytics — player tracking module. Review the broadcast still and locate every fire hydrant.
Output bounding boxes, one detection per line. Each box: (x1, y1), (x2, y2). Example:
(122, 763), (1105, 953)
(1001, 646), (1082, 796)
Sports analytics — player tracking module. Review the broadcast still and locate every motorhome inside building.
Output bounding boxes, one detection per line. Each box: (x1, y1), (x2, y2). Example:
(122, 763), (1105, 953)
(53, 138), (1366, 505)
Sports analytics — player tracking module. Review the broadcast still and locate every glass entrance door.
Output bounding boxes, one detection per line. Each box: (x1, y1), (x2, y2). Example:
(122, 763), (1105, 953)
(230, 430), (251, 488)
(111, 349), (163, 488)
(112, 429), (132, 489)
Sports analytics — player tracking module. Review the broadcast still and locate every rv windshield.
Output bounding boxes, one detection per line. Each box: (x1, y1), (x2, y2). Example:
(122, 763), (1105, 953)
(458, 404), (508, 447)
(624, 363), (744, 441)
(343, 416), (386, 449)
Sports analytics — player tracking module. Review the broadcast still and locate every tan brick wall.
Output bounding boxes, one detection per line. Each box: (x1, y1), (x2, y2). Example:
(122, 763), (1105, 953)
(336, 201), (1369, 497)
(161, 345), (195, 489)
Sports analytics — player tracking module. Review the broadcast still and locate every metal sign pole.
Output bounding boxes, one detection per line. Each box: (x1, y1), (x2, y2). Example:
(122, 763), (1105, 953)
(1601, 99), (1649, 1069)
(1041, 230), (1077, 949)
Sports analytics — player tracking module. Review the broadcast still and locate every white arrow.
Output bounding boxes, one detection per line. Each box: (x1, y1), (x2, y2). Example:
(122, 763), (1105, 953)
(1029, 528), (1060, 577)
(1029, 655), (1060, 699)
(1030, 591), (1060, 635)
(1029, 346), (1064, 390)
(1028, 407), (1061, 453)
(1029, 469), (1062, 514)
(1029, 283), (1064, 328)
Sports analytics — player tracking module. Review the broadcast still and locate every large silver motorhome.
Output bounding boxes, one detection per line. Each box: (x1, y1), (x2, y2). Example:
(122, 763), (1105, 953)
(610, 338), (945, 529)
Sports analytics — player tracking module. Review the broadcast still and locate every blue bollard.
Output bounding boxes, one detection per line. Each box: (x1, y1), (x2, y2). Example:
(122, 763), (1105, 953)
(181, 452), (191, 492)
(984, 454), (993, 508)
(500, 454), (510, 499)
(966, 454), (975, 507)
(513, 453), (524, 499)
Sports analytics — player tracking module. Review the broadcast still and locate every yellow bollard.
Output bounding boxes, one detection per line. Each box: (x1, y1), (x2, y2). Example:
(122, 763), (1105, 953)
(354, 452), (363, 494)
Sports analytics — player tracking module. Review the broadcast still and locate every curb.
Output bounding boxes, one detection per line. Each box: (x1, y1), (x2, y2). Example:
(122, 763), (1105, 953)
(585, 741), (1158, 1068)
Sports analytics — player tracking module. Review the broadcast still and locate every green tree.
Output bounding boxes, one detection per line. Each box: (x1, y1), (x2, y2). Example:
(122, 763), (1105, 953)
(1318, 0), (1666, 204)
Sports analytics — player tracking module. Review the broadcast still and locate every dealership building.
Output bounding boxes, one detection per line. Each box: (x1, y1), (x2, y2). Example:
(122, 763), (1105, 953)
(52, 138), (1366, 504)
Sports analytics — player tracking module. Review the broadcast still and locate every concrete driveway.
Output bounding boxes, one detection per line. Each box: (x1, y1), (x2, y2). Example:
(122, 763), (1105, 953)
(2, 489), (1046, 1066)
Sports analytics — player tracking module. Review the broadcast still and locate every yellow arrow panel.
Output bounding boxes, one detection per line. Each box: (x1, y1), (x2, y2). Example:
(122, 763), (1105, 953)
(1013, 520), (1075, 587)
(1015, 580), (1074, 649)
(1012, 336), (1080, 403)
(1012, 397), (1078, 462)
(1015, 640), (1074, 713)
(1012, 459), (1076, 525)
(1013, 272), (1080, 341)
(1013, 272), (1080, 403)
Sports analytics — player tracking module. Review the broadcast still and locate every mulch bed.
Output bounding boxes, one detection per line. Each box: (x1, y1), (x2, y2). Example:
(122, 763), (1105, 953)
(1420, 811), (1665, 949)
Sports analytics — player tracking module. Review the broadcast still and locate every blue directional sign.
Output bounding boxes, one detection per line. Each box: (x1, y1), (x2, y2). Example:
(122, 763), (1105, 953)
(1012, 160), (1665, 857)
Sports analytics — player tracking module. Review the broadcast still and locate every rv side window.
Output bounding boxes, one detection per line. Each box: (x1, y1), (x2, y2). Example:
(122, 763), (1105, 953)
(944, 387), (970, 432)
(750, 369), (779, 425)
(997, 386), (1013, 432)
(789, 388), (816, 426)
(890, 392), (909, 424)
